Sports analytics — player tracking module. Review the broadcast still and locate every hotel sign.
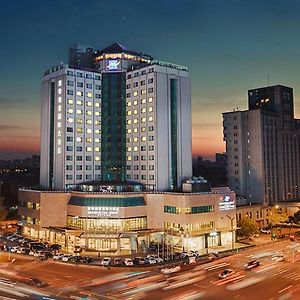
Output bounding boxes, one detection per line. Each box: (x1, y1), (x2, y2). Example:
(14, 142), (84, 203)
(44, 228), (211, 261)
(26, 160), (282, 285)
(87, 207), (119, 218)
(106, 59), (121, 71)
(219, 195), (235, 211)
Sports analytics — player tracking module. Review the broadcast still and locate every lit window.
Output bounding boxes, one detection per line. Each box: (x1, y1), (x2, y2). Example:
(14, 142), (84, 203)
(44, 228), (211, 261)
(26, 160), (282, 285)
(67, 118), (73, 123)
(86, 101), (92, 107)
(86, 111), (92, 116)
(127, 111), (132, 116)
(58, 97), (62, 103)
(127, 156), (132, 161)
(67, 99), (73, 105)
(127, 102), (132, 107)
(141, 98), (146, 104)
(95, 147), (100, 152)
(76, 91), (83, 96)
(58, 113), (61, 120)
(87, 92), (92, 98)
(133, 137), (138, 142)
(141, 136), (147, 142)
(58, 80), (62, 87)
(86, 119), (92, 125)
(58, 88), (62, 95)
(141, 127), (146, 132)
(95, 111), (100, 116)
(127, 120), (132, 125)
(134, 146), (138, 151)
(76, 137), (82, 142)
(133, 91), (138, 96)
(133, 119), (138, 124)
(95, 138), (100, 143)
(76, 109), (82, 115)
(141, 89), (146, 95)
(86, 147), (92, 152)
(149, 97), (153, 103)
(127, 147), (132, 151)
(77, 100), (83, 105)
(95, 120), (100, 125)
(141, 117), (146, 123)
(133, 109), (138, 115)
(86, 137), (92, 143)
(95, 129), (100, 134)
(149, 116), (153, 122)
(133, 128), (138, 133)
(127, 129), (132, 134)
(67, 108), (73, 113)
(134, 100), (138, 105)
(76, 118), (83, 124)
(149, 107), (153, 112)
(76, 128), (83, 133)
(141, 108), (146, 113)
(95, 102), (100, 107)
(86, 128), (92, 134)
(95, 156), (100, 161)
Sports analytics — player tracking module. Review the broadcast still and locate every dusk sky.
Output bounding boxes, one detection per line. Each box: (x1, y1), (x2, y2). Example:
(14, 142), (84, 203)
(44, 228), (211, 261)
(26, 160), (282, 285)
(1, 0), (300, 160)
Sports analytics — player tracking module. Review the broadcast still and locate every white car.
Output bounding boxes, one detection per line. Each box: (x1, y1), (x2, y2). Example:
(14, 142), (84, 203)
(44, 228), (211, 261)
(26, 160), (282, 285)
(189, 250), (200, 257)
(29, 250), (35, 256)
(53, 253), (64, 260)
(146, 258), (157, 264)
(61, 255), (73, 262)
(272, 255), (284, 262)
(260, 229), (271, 234)
(161, 265), (181, 274)
(123, 258), (133, 266)
(101, 257), (111, 266)
(219, 269), (235, 279)
(10, 246), (19, 253)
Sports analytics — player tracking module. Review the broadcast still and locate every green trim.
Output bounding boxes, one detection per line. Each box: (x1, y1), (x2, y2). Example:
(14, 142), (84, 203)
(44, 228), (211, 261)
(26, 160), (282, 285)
(69, 196), (145, 207)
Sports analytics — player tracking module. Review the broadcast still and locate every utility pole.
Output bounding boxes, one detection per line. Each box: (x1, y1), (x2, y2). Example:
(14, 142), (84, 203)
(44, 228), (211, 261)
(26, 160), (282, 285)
(226, 215), (235, 250)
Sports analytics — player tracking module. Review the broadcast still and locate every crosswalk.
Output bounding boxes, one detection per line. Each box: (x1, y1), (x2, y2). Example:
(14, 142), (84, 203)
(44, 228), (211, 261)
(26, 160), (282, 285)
(261, 266), (300, 281)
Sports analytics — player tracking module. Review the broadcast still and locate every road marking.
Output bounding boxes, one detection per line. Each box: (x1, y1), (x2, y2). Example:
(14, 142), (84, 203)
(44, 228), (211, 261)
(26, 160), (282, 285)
(279, 285), (293, 293)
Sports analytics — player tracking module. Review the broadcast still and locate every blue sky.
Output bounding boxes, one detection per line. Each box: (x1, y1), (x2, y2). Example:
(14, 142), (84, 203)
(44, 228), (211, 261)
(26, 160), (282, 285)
(0, 0), (300, 159)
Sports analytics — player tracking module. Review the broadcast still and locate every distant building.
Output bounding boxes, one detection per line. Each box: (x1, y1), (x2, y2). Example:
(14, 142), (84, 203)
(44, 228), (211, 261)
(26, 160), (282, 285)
(223, 85), (300, 205)
(68, 44), (94, 69)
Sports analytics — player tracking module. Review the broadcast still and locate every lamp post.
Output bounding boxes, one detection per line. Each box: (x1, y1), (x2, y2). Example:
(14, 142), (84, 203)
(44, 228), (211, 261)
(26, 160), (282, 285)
(226, 215), (235, 250)
(265, 205), (278, 240)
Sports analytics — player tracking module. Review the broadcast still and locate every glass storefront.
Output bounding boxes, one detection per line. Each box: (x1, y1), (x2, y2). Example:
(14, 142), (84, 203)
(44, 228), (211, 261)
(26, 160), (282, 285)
(67, 216), (147, 232)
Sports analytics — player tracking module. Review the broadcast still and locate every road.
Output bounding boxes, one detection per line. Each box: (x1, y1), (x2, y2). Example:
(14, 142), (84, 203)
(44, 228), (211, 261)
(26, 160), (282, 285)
(1, 239), (300, 299)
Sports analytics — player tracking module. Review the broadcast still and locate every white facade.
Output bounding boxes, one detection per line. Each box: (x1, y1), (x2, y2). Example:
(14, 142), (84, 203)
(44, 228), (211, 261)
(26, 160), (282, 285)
(125, 64), (192, 191)
(40, 66), (102, 189)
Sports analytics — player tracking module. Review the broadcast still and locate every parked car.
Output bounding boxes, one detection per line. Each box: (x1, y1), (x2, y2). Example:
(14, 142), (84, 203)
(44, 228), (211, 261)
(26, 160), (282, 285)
(133, 257), (146, 265)
(219, 269), (235, 279)
(123, 258), (133, 266)
(101, 257), (112, 266)
(189, 250), (200, 257)
(113, 258), (123, 266)
(53, 253), (64, 260)
(145, 257), (157, 264)
(10, 246), (19, 253)
(82, 256), (94, 263)
(50, 244), (62, 252)
(244, 260), (260, 270)
(260, 228), (271, 234)
(61, 254), (73, 262)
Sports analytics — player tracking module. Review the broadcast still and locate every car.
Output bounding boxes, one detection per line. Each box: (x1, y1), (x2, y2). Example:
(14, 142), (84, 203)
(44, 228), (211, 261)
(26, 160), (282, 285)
(244, 260), (260, 270)
(219, 269), (235, 279)
(272, 254), (284, 262)
(26, 278), (49, 288)
(53, 253), (64, 260)
(10, 246), (19, 253)
(113, 258), (123, 266)
(260, 229), (271, 234)
(123, 258), (133, 266)
(61, 254), (73, 262)
(189, 250), (200, 257)
(74, 246), (82, 253)
(133, 257), (146, 265)
(29, 250), (35, 256)
(101, 257), (112, 266)
(145, 257), (157, 264)
(69, 255), (81, 263)
(82, 256), (94, 263)
(50, 244), (62, 252)
(180, 251), (189, 258)
(161, 265), (181, 274)
(147, 255), (163, 263)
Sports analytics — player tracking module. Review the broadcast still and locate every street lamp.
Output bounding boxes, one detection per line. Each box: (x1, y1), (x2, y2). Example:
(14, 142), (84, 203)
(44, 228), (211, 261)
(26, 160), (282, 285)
(265, 205), (278, 240)
(226, 215), (235, 250)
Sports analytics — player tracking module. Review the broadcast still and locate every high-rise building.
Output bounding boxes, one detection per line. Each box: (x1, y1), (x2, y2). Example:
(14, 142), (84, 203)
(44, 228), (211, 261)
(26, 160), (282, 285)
(68, 44), (94, 69)
(40, 43), (192, 191)
(223, 85), (300, 205)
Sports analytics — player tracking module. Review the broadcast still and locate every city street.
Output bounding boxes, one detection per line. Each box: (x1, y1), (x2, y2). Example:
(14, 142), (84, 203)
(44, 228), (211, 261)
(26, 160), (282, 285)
(0, 239), (300, 299)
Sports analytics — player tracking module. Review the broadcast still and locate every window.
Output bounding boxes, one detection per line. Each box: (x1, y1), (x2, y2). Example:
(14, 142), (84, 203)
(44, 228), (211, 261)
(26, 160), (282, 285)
(134, 174), (139, 180)
(76, 146), (82, 151)
(149, 116), (153, 122)
(149, 175), (154, 180)
(76, 109), (82, 115)
(67, 80), (74, 86)
(77, 100), (83, 105)
(141, 98), (146, 104)
(95, 75), (101, 80)
(141, 136), (147, 142)
(141, 89), (146, 95)
(76, 165), (82, 170)
(66, 146), (73, 151)
(141, 80), (145, 86)
(95, 165), (101, 170)
(127, 74), (132, 79)
(141, 70), (146, 75)
(149, 165), (154, 170)
(77, 82), (83, 88)
(126, 93), (131, 98)
(149, 68), (154, 73)
(134, 156), (139, 161)
(76, 118), (83, 124)
(76, 128), (83, 133)
(148, 87), (153, 93)
(67, 136), (73, 142)
(127, 102), (132, 107)
(95, 84), (101, 90)
(148, 78), (154, 84)
(133, 91), (138, 96)
(149, 126), (154, 131)
(76, 156), (82, 161)
(86, 174), (92, 180)
(67, 108), (73, 114)
(66, 165), (73, 170)
(149, 106), (153, 112)
(86, 128), (92, 134)
(76, 175), (82, 180)
(86, 156), (92, 161)
(86, 119), (92, 125)
(67, 118), (73, 123)
(149, 136), (154, 141)
(86, 110), (92, 116)
(133, 82), (138, 87)
(86, 147), (92, 152)
(67, 99), (74, 105)
(141, 175), (146, 180)
(86, 73), (93, 79)
(141, 165), (146, 170)
(67, 70), (73, 75)
(134, 165), (139, 170)
(95, 94), (101, 99)
(67, 90), (74, 95)
(126, 84), (131, 89)
(77, 91), (83, 96)
(87, 92), (93, 98)
(127, 165), (132, 170)
(86, 165), (92, 170)
(77, 72), (83, 77)
(66, 155), (73, 161)
(76, 137), (82, 142)
(86, 83), (92, 89)
(141, 108), (146, 113)
(148, 97), (153, 103)
(149, 155), (154, 160)
(66, 175), (73, 180)
(86, 101), (92, 107)
(149, 145), (154, 151)
(133, 100), (138, 105)
(67, 127), (73, 132)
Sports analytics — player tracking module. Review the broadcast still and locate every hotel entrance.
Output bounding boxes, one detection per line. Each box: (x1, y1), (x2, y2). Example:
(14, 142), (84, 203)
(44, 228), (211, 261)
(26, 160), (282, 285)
(205, 231), (221, 248)
(87, 238), (118, 251)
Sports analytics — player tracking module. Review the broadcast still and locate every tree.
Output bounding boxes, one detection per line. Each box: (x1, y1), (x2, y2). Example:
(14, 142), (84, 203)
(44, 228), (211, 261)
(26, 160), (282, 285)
(238, 217), (259, 237)
(289, 210), (300, 224)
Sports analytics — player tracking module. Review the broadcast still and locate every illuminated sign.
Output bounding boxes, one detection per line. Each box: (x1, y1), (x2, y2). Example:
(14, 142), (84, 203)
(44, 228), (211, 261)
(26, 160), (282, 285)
(106, 60), (121, 71)
(219, 195), (235, 211)
(87, 207), (119, 218)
